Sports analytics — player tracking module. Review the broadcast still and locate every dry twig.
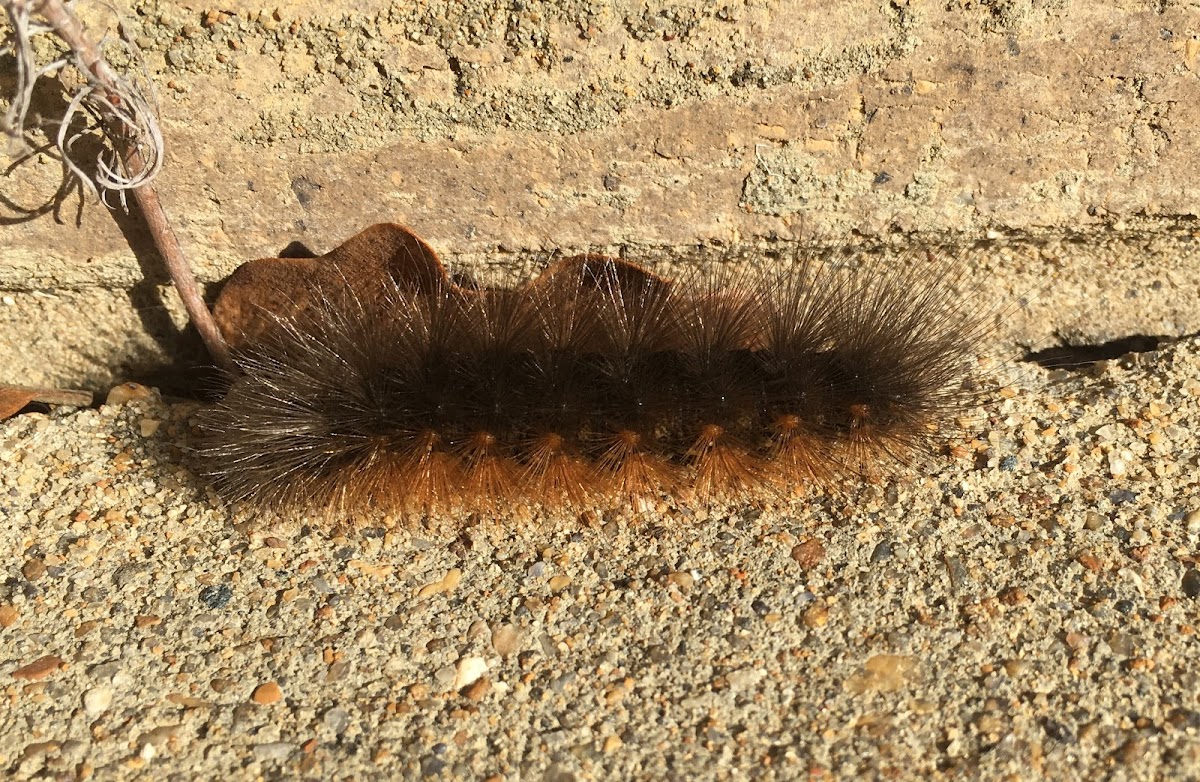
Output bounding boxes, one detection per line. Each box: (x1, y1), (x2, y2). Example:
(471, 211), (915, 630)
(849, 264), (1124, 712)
(2, 0), (234, 371)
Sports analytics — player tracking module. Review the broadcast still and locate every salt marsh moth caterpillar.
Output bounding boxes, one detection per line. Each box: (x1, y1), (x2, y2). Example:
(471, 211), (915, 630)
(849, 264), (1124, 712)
(194, 224), (989, 519)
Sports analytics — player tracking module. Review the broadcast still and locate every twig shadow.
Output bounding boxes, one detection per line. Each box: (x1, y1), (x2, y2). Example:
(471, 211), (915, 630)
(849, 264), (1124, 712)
(0, 58), (90, 225)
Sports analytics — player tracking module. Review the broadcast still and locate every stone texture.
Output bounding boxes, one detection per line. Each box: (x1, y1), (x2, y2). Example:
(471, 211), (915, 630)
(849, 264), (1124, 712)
(1, 1), (1199, 389)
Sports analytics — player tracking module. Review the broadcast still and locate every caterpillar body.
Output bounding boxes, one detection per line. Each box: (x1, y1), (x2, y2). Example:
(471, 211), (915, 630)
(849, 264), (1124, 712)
(195, 224), (986, 519)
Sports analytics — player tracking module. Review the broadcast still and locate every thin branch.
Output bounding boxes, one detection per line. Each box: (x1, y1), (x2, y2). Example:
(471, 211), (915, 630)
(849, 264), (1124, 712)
(2, 0), (234, 371)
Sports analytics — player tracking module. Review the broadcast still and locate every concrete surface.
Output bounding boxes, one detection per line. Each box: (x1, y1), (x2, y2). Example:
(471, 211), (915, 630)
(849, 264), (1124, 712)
(2, 3), (1200, 780)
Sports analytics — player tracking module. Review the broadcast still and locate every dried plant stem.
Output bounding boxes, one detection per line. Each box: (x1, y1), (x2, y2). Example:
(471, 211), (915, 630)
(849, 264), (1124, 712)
(11, 0), (234, 371)
(123, 147), (234, 371)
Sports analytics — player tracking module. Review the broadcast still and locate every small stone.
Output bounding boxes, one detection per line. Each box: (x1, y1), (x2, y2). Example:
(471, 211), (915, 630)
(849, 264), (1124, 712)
(1127, 656), (1154, 671)
(1108, 452), (1128, 477)
(434, 665), (457, 689)
(727, 668), (766, 689)
(21, 559), (46, 581)
(1186, 509), (1200, 532)
(199, 584), (232, 609)
(105, 383), (154, 405)
(491, 623), (522, 657)
(452, 656), (488, 689)
(1076, 552), (1103, 573)
(1182, 569), (1200, 599)
(0, 604), (18, 627)
(139, 419), (161, 437)
(210, 677), (235, 693)
(802, 602), (829, 628)
(322, 707), (350, 734)
(998, 587), (1028, 606)
(251, 681), (283, 705)
(1042, 718), (1075, 743)
(253, 742), (295, 761)
(462, 678), (490, 700)
(603, 734), (623, 753)
(844, 654), (918, 694)
(974, 713), (1003, 734)
(665, 571), (694, 590)
(12, 655), (63, 680)
(943, 555), (970, 589)
(1064, 633), (1089, 653)
(870, 542), (893, 563)
(791, 539), (825, 569)
(417, 568), (462, 598)
(83, 687), (113, 716)
(1115, 737), (1146, 765)
(548, 575), (571, 592)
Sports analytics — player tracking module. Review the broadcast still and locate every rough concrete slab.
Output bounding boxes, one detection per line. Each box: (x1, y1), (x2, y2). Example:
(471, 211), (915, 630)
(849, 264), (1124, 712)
(2, 1), (1200, 388)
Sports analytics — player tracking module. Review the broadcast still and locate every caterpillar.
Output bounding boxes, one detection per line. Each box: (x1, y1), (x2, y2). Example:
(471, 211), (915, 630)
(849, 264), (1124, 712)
(194, 224), (988, 520)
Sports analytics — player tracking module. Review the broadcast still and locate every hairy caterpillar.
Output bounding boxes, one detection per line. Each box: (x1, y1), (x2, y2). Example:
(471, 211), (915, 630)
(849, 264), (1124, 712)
(194, 224), (988, 519)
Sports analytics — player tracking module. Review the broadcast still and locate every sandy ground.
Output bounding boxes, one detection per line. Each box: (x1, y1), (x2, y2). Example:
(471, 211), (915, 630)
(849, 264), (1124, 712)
(2, 335), (1199, 780)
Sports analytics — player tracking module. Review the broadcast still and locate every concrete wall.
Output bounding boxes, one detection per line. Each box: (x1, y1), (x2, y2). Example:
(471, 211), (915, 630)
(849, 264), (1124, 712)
(3, 0), (1199, 388)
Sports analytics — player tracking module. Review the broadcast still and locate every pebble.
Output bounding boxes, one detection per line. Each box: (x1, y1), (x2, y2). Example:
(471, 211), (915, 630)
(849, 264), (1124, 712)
(434, 665), (457, 689)
(802, 602), (829, 628)
(548, 575), (572, 592)
(491, 623), (522, 657)
(870, 541), (893, 563)
(727, 668), (766, 689)
(104, 383), (153, 406)
(323, 707), (350, 734)
(791, 539), (826, 569)
(1042, 718), (1076, 743)
(453, 657), (488, 689)
(462, 678), (491, 700)
(944, 555), (970, 589)
(844, 655), (919, 694)
(253, 742), (295, 761)
(666, 571), (694, 590)
(417, 568), (462, 598)
(550, 671), (576, 692)
(1182, 569), (1200, 599)
(251, 681), (283, 704)
(12, 655), (63, 680)
(21, 558), (46, 581)
(199, 584), (232, 609)
(83, 686), (113, 716)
